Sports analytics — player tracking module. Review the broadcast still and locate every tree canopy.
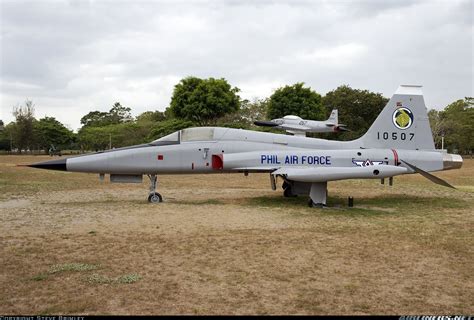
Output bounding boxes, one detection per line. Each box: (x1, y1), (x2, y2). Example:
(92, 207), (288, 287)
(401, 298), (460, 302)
(169, 77), (241, 125)
(1, 80), (472, 155)
(428, 97), (473, 154)
(11, 100), (36, 153)
(136, 110), (166, 123)
(322, 85), (388, 140)
(35, 117), (74, 150)
(267, 83), (325, 120)
(80, 102), (132, 127)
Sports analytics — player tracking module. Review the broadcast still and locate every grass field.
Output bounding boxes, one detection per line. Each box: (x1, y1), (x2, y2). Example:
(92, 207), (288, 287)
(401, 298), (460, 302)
(0, 155), (473, 315)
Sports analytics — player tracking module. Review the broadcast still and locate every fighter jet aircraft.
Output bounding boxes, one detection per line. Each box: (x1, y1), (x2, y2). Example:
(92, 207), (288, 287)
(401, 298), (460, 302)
(254, 109), (348, 136)
(27, 85), (463, 207)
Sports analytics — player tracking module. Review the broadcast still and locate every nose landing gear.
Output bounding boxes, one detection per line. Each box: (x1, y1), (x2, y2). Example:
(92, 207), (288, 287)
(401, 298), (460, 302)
(147, 174), (163, 203)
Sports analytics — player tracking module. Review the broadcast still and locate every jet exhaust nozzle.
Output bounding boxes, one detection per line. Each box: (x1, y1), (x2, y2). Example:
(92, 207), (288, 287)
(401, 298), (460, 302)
(443, 153), (463, 170)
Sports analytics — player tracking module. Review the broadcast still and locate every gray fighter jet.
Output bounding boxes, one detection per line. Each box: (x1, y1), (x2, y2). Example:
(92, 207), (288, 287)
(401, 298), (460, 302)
(27, 85), (463, 207)
(254, 109), (348, 136)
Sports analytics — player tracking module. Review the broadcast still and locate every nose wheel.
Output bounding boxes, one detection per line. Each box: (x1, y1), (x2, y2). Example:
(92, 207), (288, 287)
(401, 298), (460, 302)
(148, 192), (163, 203)
(147, 174), (163, 203)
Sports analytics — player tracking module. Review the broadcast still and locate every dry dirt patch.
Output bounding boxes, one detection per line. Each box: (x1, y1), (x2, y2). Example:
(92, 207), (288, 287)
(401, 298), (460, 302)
(0, 155), (473, 314)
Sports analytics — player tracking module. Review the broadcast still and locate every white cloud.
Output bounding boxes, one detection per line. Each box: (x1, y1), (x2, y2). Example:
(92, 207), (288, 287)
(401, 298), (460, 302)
(1, 0), (472, 130)
(288, 43), (369, 67)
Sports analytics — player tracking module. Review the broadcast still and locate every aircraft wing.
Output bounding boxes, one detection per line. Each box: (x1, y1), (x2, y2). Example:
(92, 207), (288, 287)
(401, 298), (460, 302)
(232, 167), (277, 172)
(279, 124), (311, 131)
(272, 165), (408, 182)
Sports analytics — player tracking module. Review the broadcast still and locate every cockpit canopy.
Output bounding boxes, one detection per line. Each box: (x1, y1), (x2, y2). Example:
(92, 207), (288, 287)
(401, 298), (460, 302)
(282, 115), (302, 120)
(150, 127), (216, 145)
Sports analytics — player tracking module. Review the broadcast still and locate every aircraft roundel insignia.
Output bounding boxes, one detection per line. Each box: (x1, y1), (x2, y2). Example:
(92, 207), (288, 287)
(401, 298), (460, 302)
(392, 107), (414, 130)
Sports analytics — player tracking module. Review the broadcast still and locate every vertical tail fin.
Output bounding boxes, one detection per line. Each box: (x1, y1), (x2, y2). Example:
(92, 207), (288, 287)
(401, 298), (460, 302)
(328, 109), (338, 124)
(358, 85), (435, 150)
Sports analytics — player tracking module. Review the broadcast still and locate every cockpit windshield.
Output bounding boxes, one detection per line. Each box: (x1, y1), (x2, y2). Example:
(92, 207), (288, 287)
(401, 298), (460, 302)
(150, 131), (180, 146)
(181, 127), (214, 142)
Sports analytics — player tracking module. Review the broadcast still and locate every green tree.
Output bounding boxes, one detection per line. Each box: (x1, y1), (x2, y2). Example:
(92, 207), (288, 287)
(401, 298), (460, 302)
(0, 122), (12, 151)
(435, 97), (474, 154)
(322, 85), (389, 140)
(169, 77), (241, 125)
(77, 126), (111, 151)
(80, 102), (132, 128)
(136, 110), (166, 123)
(34, 117), (74, 151)
(214, 98), (270, 129)
(109, 102), (132, 123)
(428, 109), (443, 149)
(267, 83), (325, 121)
(80, 111), (111, 127)
(11, 100), (36, 153)
(147, 119), (194, 141)
(240, 98), (269, 124)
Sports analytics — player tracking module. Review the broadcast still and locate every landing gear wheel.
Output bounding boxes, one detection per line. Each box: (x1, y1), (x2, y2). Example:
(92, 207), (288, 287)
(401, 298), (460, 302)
(148, 192), (163, 203)
(146, 174), (163, 203)
(308, 199), (326, 208)
(283, 187), (296, 198)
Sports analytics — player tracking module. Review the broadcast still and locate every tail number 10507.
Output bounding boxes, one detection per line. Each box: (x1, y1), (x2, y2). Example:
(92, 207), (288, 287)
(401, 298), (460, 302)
(377, 132), (414, 141)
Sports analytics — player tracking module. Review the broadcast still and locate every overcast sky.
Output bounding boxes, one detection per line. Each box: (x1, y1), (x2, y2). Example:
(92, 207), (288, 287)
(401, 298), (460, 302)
(1, 0), (472, 131)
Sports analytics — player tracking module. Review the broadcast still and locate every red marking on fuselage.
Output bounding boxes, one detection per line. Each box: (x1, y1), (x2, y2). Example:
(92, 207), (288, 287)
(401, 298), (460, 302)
(391, 149), (399, 166)
(157, 154), (164, 160)
(212, 154), (224, 170)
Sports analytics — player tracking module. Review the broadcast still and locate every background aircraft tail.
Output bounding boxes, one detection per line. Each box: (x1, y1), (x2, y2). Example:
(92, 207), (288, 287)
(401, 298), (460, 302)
(358, 85), (435, 150)
(328, 109), (338, 124)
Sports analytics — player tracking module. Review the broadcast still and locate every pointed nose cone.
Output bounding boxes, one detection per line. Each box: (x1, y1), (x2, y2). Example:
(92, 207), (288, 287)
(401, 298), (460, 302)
(254, 120), (278, 127)
(27, 158), (67, 171)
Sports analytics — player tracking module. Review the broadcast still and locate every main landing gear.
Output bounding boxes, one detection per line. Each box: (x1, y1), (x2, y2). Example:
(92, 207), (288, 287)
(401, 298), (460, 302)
(282, 181), (296, 198)
(308, 182), (327, 208)
(147, 174), (163, 203)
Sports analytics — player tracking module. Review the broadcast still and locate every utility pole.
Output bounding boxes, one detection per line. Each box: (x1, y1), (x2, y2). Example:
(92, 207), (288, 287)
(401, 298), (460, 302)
(109, 133), (112, 150)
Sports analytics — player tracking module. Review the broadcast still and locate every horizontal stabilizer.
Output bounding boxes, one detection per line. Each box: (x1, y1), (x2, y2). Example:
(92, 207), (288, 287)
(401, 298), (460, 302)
(337, 126), (350, 132)
(401, 160), (455, 189)
(327, 124), (349, 132)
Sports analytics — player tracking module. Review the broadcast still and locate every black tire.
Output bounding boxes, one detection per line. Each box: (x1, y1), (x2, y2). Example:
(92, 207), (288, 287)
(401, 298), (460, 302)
(283, 187), (295, 198)
(148, 192), (163, 203)
(308, 199), (325, 208)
